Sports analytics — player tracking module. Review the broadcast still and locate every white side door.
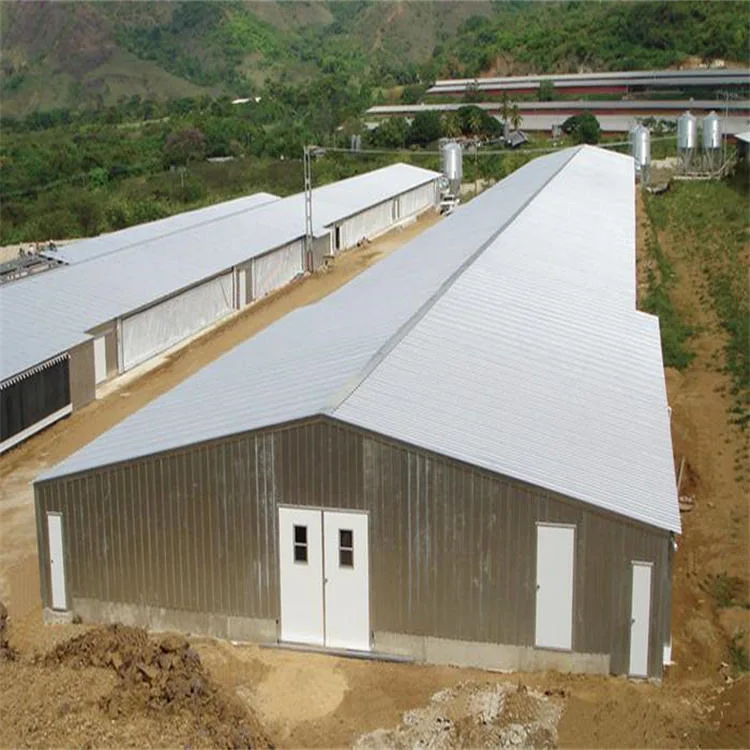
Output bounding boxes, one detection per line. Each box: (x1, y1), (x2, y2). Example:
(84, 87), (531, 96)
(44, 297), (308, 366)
(323, 510), (370, 651)
(535, 523), (575, 650)
(47, 513), (67, 610)
(93, 336), (107, 384)
(629, 562), (652, 677)
(278, 507), (324, 646)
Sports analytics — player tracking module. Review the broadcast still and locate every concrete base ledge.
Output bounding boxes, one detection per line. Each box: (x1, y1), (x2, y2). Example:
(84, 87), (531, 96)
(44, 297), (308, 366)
(263, 641), (413, 663)
(42, 607), (74, 624)
(61, 599), (609, 676)
(374, 631), (610, 675)
(70, 598), (276, 643)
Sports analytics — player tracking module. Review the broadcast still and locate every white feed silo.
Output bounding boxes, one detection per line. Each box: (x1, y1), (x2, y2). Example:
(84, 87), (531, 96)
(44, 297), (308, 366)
(701, 111), (722, 170)
(441, 141), (463, 197)
(677, 111), (698, 172)
(631, 124), (651, 183)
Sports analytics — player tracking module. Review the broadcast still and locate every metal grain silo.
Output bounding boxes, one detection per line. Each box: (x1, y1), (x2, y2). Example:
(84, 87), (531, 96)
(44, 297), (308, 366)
(677, 111), (697, 170)
(702, 111), (721, 150)
(441, 141), (463, 196)
(677, 112), (698, 150)
(631, 125), (651, 180)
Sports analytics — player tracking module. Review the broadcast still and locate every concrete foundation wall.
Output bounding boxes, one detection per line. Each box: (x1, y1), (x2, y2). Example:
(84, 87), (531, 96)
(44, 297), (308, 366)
(374, 631), (610, 674)
(64, 598), (277, 643)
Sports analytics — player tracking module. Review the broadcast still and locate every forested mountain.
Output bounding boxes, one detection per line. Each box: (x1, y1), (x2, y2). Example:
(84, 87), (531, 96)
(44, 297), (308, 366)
(1, 1), (748, 116)
(1, 1), (748, 245)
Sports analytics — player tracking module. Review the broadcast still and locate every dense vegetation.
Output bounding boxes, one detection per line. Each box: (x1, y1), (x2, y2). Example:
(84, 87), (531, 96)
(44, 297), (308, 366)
(1, 93), (544, 243)
(1, 1), (748, 243)
(437, 1), (750, 78)
(2, 1), (748, 116)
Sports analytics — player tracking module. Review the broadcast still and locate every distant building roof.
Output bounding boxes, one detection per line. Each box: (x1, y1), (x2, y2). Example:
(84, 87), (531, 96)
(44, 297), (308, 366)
(428, 68), (750, 93)
(41, 146), (680, 534)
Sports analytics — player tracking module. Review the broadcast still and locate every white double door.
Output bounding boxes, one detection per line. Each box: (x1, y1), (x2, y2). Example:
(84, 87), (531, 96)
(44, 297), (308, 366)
(278, 507), (370, 651)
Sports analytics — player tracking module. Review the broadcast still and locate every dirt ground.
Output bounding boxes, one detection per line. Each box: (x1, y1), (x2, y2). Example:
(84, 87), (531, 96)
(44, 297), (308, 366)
(1, 201), (749, 748)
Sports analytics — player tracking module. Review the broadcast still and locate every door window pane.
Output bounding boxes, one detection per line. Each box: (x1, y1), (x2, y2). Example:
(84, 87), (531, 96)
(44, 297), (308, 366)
(293, 525), (308, 563)
(339, 529), (354, 568)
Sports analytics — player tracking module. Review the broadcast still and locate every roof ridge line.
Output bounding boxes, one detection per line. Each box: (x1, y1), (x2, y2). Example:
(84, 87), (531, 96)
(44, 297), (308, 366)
(323, 146), (583, 418)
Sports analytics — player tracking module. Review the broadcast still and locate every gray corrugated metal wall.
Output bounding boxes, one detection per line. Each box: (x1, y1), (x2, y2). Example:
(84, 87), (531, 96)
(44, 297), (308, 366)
(103, 329), (118, 378)
(68, 341), (95, 409)
(35, 417), (671, 676)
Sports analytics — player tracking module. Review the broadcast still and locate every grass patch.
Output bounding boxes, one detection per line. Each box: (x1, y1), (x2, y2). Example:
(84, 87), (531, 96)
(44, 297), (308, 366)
(703, 572), (746, 608)
(645, 179), (750, 478)
(641, 192), (695, 370)
(729, 630), (749, 673)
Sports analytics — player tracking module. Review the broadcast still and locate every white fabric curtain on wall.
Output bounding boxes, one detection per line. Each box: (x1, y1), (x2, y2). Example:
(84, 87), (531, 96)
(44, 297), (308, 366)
(121, 273), (234, 371)
(339, 181), (437, 251)
(399, 182), (438, 218)
(340, 201), (393, 250)
(253, 241), (304, 299)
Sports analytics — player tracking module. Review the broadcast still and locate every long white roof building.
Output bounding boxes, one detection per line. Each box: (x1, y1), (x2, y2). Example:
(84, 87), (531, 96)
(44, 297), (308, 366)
(0, 163), (439, 384)
(43, 146), (679, 534)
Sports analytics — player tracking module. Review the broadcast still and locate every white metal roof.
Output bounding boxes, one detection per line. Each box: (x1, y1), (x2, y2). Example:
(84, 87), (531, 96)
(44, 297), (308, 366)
(735, 131), (750, 144)
(368, 100), (750, 115)
(429, 68), (750, 91)
(53, 193), (280, 265)
(0, 163), (439, 382)
(41, 146), (680, 533)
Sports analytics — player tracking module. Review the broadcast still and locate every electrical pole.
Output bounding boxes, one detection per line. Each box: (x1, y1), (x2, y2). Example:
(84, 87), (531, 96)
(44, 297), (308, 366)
(303, 145), (313, 272)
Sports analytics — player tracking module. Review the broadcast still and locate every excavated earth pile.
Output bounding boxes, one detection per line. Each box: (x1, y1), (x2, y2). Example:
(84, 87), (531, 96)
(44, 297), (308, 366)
(0, 602), (18, 662)
(42, 624), (270, 748)
(355, 680), (564, 749)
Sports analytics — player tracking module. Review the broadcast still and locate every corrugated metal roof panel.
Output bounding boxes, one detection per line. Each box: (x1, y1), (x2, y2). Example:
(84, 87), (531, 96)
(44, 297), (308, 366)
(54, 193), (280, 265)
(1, 164), (439, 382)
(39, 149), (575, 479)
(40, 147), (680, 533)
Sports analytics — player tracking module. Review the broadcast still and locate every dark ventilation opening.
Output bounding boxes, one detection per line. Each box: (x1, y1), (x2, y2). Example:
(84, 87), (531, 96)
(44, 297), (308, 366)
(1, 358), (71, 442)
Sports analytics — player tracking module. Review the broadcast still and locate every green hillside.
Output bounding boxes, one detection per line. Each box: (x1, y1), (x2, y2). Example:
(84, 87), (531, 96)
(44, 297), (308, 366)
(1, 1), (748, 245)
(2, 1), (747, 116)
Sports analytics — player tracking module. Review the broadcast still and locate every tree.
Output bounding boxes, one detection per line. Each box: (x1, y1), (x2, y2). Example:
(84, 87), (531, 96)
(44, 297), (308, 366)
(562, 112), (601, 144)
(467, 107), (484, 136)
(408, 111), (442, 146)
(402, 83), (427, 105)
(462, 81), (484, 103)
(372, 117), (409, 149)
(500, 93), (511, 125)
(538, 80), (556, 102)
(509, 104), (523, 132)
(163, 127), (206, 166)
(442, 112), (461, 138)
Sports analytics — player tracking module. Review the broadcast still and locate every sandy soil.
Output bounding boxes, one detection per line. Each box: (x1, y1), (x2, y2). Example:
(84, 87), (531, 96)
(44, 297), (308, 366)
(1, 200), (749, 748)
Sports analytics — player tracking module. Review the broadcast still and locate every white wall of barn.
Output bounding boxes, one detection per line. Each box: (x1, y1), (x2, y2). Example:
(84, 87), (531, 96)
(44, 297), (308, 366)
(337, 181), (437, 252)
(252, 239), (305, 299)
(120, 272), (234, 371)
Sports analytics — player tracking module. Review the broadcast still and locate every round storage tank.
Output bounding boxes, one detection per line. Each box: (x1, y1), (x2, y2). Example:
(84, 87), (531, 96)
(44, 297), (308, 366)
(702, 111), (721, 150)
(441, 141), (463, 195)
(631, 125), (651, 173)
(677, 112), (698, 150)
